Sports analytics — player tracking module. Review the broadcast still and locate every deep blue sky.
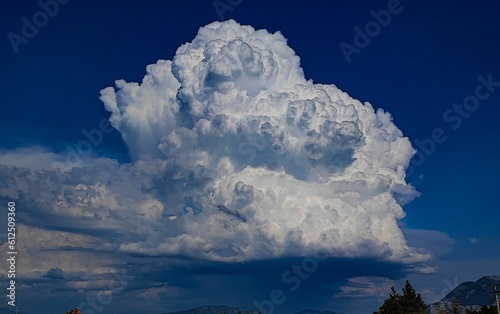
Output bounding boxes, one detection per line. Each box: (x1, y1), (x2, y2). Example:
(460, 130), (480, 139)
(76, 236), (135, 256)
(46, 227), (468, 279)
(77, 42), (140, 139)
(1, 1), (499, 313)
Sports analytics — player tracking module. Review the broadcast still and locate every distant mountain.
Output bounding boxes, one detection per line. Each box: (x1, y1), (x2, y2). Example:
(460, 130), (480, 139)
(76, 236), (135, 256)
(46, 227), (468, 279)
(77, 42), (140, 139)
(161, 305), (255, 314)
(428, 275), (500, 313)
(162, 305), (342, 314)
(294, 309), (341, 314)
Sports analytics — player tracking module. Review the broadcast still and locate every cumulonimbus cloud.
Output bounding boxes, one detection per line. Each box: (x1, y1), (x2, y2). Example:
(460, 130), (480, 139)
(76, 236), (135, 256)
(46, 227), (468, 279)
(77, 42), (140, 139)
(0, 20), (429, 279)
(96, 20), (427, 263)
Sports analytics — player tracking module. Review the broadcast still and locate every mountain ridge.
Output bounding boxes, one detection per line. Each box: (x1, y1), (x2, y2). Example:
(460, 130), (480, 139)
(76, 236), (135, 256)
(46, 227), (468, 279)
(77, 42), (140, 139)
(428, 275), (500, 314)
(161, 305), (341, 314)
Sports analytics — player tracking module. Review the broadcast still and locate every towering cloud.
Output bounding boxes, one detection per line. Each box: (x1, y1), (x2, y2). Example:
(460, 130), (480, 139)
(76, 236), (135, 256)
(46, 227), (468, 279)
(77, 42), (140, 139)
(96, 20), (427, 263)
(0, 21), (429, 287)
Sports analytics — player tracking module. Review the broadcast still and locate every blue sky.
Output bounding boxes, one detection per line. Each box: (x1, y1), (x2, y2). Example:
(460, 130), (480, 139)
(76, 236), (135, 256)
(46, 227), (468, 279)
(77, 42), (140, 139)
(1, 1), (499, 313)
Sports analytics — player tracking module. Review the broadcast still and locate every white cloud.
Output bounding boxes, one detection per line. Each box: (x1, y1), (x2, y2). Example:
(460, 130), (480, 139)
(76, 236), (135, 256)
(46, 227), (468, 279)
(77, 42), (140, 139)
(0, 147), (61, 170)
(0, 20), (430, 277)
(0, 225), (114, 280)
(337, 276), (395, 299)
(469, 237), (478, 244)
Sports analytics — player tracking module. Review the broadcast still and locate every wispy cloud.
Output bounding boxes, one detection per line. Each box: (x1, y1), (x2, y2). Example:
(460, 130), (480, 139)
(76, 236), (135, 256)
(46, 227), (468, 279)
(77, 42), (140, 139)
(337, 276), (394, 299)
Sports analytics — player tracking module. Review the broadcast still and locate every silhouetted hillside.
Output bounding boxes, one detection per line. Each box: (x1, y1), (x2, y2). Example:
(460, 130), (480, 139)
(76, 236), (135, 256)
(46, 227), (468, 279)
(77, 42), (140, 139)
(428, 275), (500, 313)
